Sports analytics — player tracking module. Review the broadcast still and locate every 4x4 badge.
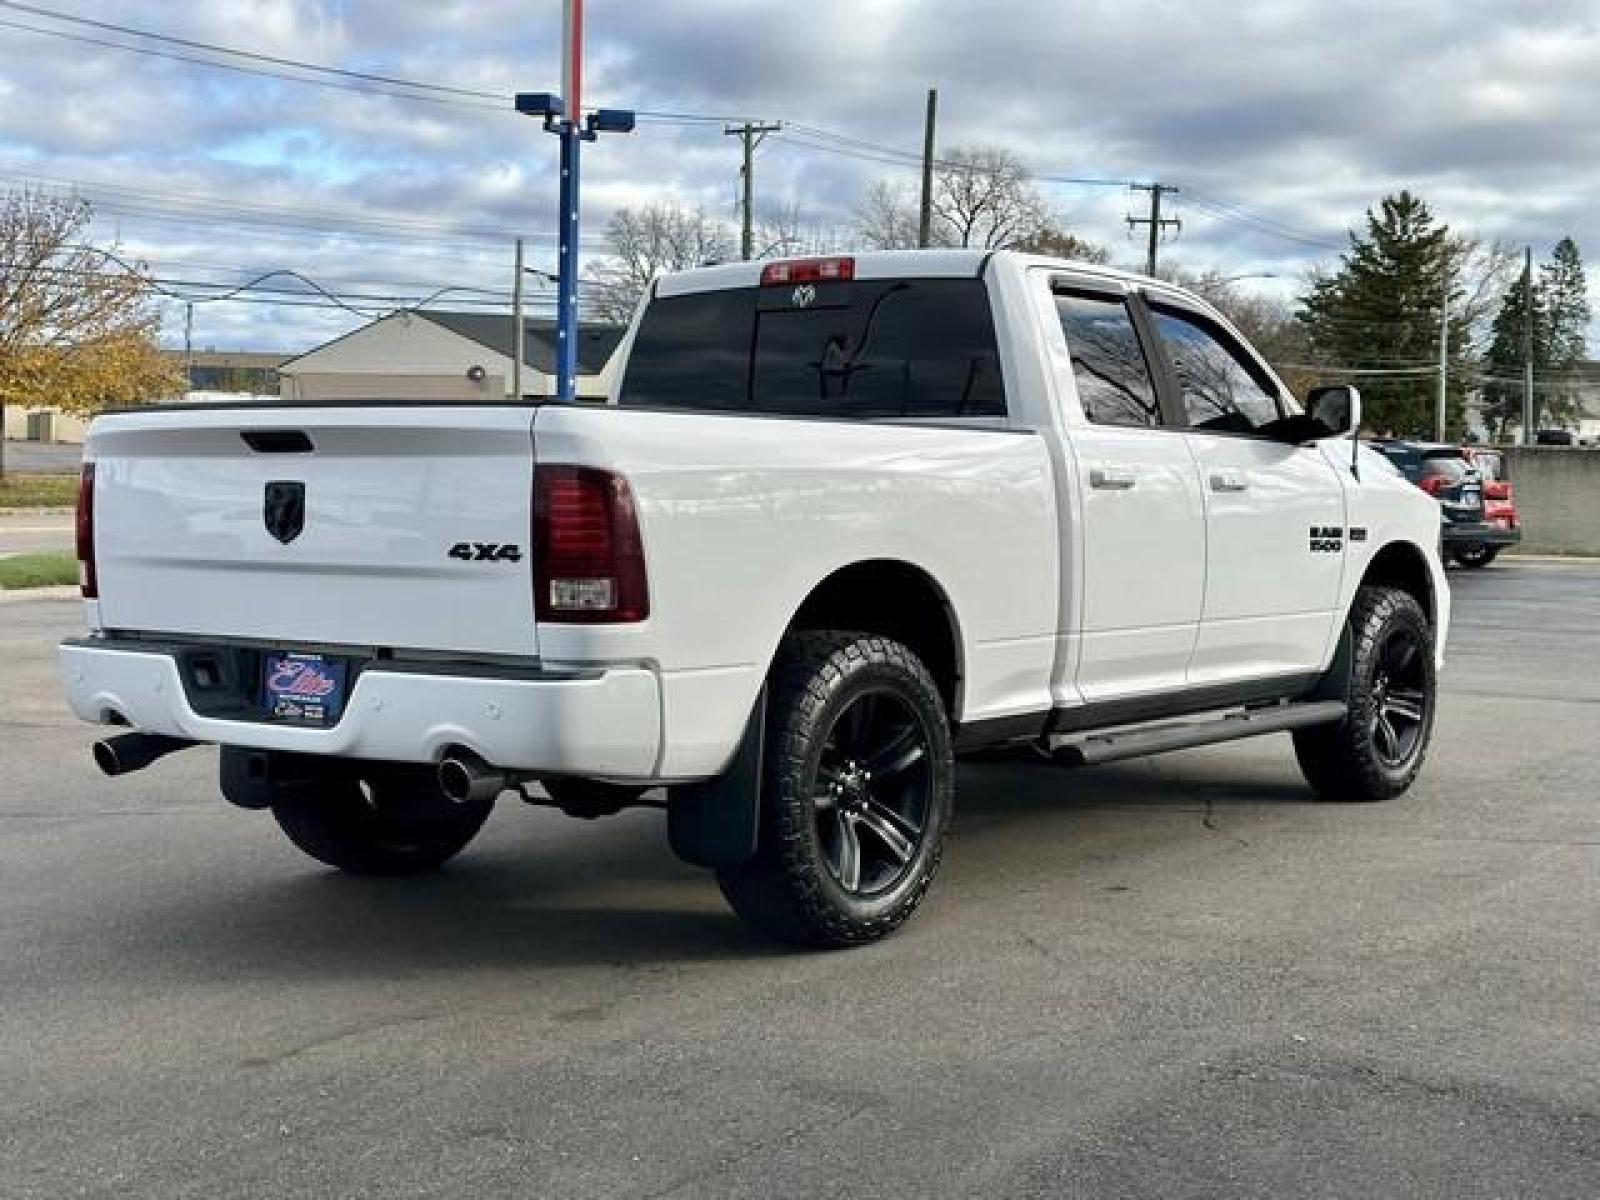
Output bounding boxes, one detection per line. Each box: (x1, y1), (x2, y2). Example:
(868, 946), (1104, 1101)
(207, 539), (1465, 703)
(263, 481), (305, 544)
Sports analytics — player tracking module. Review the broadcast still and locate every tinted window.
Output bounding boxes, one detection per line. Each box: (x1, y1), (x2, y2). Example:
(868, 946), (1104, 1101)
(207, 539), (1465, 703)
(1372, 444), (1423, 481)
(1151, 308), (1282, 434)
(618, 288), (752, 412)
(620, 278), (1005, 419)
(1420, 455), (1470, 483)
(1054, 292), (1160, 428)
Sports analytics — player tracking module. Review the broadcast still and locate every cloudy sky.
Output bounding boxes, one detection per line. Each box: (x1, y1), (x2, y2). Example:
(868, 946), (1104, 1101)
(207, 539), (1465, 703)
(1, 0), (1596, 354)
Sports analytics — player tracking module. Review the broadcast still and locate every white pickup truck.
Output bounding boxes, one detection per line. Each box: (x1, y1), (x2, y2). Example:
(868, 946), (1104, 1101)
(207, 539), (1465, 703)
(61, 250), (1448, 946)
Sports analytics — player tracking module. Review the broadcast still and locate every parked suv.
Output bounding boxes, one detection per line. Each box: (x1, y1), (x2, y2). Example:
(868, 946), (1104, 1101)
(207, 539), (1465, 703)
(1369, 441), (1519, 568)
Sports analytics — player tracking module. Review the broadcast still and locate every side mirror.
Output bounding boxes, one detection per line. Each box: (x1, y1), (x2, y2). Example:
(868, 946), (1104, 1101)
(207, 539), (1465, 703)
(1307, 384), (1361, 438)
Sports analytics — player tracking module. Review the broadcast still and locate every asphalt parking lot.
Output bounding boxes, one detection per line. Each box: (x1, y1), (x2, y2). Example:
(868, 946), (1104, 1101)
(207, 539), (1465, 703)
(2, 564), (1596, 1198)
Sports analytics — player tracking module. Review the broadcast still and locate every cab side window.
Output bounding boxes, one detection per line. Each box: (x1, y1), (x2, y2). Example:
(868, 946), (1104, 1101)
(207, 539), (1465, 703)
(1054, 292), (1161, 428)
(1150, 307), (1283, 435)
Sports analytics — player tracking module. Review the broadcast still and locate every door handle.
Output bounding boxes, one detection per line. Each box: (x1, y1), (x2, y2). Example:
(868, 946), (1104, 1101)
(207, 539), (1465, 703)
(1089, 467), (1137, 491)
(1209, 470), (1249, 493)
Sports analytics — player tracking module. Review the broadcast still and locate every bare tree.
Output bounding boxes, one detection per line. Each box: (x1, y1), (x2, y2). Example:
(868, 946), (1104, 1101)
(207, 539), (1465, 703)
(855, 144), (1058, 252)
(1013, 225), (1111, 264)
(753, 202), (849, 260)
(853, 180), (921, 251)
(932, 145), (1051, 249)
(1447, 235), (1519, 341)
(1, 189), (180, 476)
(584, 202), (734, 324)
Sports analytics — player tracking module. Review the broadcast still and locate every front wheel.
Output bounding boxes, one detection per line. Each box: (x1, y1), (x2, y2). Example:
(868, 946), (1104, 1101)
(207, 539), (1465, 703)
(271, 764), (494, 875)
(716, 631), (954, 947)
(1453, 544), (1500, 569)
(1294, 586), (1436, 802)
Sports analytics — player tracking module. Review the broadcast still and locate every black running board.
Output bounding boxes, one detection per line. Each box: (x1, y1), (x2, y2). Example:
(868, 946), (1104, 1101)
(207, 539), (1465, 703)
(1045, 699), (1347, 767)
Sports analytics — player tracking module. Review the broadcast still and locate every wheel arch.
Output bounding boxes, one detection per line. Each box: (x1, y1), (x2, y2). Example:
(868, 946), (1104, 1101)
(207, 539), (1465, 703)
(783, 558), (966, 717)
(1358, 540), (1435, 626)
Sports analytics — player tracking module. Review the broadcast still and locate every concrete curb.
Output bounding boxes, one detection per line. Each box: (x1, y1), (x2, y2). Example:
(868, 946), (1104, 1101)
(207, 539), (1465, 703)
(0, 507), (75, 517)
(0, 585), (79, 603)
(1500, 553), (1600, 564)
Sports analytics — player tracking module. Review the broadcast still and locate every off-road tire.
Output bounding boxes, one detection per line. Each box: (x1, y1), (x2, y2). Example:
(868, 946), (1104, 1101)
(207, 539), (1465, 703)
(271, 764), (494, 875)
(716, 631), (954, 948)
(1294, 586), (1436, 803)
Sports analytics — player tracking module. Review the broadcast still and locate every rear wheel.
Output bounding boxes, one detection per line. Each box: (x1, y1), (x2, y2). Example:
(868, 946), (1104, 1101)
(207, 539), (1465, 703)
(1294, 586), (1436, 802)
(1453, 544), (1500, 568)
(271, 764), (494, 875)
(716, 631), (953, 947)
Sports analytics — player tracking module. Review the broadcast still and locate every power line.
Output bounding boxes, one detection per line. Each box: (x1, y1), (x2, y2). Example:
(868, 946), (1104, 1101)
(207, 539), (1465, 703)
(0, 168), (593, 247)
(0, 2), (501, 99)
(1184, 193), (1347, 251)
(0, 16), (505, 110)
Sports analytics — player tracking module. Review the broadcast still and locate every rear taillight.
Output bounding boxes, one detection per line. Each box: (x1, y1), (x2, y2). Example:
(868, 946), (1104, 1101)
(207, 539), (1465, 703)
(1484, 481), (1511, 501)
(76, 462), (97, 599)
(533, 466), (649, 624)
(1418, 476), (1444, 497)
(760, 256), (855, 286)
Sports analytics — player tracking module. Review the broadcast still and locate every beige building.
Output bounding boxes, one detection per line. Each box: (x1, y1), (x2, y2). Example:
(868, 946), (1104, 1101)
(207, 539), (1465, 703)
(277, 311), (627, 402)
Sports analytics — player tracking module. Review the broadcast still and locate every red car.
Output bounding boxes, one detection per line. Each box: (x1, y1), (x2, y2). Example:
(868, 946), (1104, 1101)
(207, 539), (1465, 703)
(1461, 448), (1520, 567)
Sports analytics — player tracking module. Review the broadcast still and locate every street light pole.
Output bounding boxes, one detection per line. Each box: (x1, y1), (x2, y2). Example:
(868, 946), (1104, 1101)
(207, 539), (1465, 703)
(515, 0), (633, 404)
(1436, 297), (1449, 444)
(552, 0), (584, 404)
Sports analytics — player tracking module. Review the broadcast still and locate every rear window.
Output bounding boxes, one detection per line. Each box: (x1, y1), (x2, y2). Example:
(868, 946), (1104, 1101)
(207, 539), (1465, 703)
(1420, 455), (1471, 482)
(620, 278), (1006, 420)
(1372, 444), (1423, 480)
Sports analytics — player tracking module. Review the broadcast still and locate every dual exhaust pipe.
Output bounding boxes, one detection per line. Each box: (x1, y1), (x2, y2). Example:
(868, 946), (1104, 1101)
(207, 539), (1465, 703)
(92, 733), (524, 806)
(93, 732), (196, 777)
(436, 749), (532, 804)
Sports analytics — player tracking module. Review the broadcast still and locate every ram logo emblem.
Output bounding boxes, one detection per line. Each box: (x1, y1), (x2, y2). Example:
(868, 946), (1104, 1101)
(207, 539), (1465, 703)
(792, 284), (817, 309)
(263, 481), (305, 545)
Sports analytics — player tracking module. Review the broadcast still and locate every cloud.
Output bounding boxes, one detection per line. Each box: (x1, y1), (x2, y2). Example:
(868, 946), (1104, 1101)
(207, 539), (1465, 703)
(0, 0), (1594, 352)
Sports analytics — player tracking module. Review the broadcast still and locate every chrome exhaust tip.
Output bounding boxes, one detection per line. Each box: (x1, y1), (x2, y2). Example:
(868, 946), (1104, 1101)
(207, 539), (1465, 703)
(437, 750), (513, 804)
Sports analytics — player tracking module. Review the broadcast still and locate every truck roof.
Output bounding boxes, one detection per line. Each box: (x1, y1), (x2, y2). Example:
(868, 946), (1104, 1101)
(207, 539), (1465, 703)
(654, 248), (1173, 298)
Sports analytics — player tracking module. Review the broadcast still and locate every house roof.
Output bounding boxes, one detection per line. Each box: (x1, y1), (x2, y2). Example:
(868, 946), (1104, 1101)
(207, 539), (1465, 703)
(419, 312), (626, 376)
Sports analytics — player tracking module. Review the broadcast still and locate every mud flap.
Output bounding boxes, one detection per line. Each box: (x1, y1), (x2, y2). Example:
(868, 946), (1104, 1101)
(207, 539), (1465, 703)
(1308, 620), (1355, 705)
(667, 688), (765, 868)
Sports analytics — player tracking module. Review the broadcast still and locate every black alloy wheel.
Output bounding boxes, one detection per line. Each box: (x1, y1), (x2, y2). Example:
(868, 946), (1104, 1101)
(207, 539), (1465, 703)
(813, 687), (934, 896)
(1369, 626), (1430, 769)
(1294, 585), (1436, 803)
(716, 631), (954, 947)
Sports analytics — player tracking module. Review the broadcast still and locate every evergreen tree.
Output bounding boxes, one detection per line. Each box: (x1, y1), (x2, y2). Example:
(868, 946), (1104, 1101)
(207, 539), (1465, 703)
(1481, 238), (1589, 436)
(1480, 268), (1550, 438)
(1542, 238), (1591, 426)
(1297, 192), (1470, 437)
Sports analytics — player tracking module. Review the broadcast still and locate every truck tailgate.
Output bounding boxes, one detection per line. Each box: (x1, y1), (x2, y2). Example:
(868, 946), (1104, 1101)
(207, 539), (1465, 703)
(87, 405), (538, 657)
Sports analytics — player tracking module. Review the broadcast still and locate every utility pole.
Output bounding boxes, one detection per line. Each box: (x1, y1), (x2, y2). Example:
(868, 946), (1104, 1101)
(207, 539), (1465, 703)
(724, 120), (783, 260)
(1521, 245), (1535, 444)
(1436, 297), (1449, 443)
(1127, 183), (1180, 277)
(918, 88), (938, 248)
(184, 301), (194, 395)
(511, 238), (525, 402)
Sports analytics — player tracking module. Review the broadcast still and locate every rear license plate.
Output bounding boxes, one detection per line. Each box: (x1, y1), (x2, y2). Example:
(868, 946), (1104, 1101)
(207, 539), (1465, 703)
(1460, 485), (1481, 507)
(263, 653), (348, 725)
